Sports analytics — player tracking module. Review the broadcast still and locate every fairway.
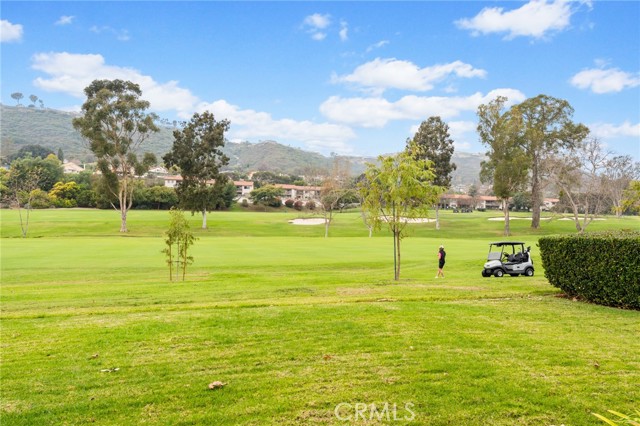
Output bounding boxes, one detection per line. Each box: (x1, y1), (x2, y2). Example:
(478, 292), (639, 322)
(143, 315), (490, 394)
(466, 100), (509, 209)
(1, 209), (639, 425)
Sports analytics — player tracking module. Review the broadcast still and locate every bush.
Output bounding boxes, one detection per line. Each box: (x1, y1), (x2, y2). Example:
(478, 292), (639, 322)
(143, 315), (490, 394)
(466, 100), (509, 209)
(306, 200), (316, 210)
(539, 231), (640, 309)
(293, 200), (304, 211)
(241, 199), (249, 208)
(284, 199), (295, 208)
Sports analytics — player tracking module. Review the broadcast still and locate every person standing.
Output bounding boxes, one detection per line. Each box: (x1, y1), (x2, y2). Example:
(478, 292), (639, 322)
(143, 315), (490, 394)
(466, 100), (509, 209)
(436, 245), (446, 278)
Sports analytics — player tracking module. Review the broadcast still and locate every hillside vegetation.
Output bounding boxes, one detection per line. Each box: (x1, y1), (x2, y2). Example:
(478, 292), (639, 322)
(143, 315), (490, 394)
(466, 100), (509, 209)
(1, 104), (484, 182)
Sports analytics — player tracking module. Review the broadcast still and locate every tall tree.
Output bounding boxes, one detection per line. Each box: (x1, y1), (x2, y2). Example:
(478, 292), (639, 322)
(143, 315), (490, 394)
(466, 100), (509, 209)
(477, 96), (529, 236)
(547, 138), (610, 233)
(406, 116), (456, 230)
(163, 111), (230, 229)
(29, 94), (38, 107)
(358, 152), (440, 281)
(510, 94), (589, 228)
(602, 155), (640, 218)
(11, 92), (23, 105)
(622, 180), (640, 214)
(72, 79), (158, 232)
(320, 157), (354, 238)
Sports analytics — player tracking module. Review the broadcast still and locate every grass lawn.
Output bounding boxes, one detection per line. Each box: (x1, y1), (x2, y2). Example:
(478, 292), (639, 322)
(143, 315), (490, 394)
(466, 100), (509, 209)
(1, 209), (639, 425)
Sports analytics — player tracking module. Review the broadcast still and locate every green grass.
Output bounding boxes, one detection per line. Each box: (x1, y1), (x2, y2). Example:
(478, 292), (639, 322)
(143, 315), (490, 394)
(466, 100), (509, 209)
(1, 209), (639, 425)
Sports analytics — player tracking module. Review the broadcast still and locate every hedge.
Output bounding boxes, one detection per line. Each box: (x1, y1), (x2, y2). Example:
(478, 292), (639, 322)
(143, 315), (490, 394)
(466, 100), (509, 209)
(539, 231), (640, 309)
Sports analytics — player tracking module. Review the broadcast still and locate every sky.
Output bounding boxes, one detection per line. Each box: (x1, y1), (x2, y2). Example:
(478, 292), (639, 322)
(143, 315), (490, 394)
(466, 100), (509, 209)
(1, 1), (639, 160)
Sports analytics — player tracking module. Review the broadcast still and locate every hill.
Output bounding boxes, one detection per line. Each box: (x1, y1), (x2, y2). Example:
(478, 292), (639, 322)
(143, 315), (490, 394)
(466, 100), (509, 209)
(1, 104), (484, 184)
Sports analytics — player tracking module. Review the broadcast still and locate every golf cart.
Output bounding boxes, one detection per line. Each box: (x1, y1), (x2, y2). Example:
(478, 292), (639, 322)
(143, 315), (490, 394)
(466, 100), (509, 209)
(482, 241), (534, 278)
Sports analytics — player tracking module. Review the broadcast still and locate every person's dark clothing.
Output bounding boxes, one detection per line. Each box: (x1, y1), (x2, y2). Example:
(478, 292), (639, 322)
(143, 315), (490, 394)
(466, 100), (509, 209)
(438, 249), (446, 268)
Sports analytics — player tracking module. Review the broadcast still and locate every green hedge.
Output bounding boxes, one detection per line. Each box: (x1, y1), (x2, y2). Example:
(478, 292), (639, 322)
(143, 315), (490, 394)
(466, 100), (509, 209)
(539, 231), (640, 310)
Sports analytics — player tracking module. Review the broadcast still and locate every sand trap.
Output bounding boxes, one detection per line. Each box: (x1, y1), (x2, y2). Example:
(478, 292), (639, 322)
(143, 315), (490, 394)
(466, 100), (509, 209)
(558, 217), (606, 221)
(289, 218), (325, 225)
(488, 217), (552, 221)
(380, 217), (435, 223)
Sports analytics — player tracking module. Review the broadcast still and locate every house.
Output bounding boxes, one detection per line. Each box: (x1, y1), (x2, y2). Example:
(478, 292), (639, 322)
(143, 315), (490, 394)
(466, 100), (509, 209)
(439, 194), (505, 210)
(146, 166), (169, 177)
(163, 175), (254, 201)
(274, 184), (322, 201)
(62, 161), (84, 174)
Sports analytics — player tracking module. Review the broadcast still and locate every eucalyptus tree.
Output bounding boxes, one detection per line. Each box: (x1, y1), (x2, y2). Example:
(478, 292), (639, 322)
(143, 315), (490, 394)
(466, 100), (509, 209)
(163, 111), (230, 229)
(477, 96), (529, 236)
(547, 138), (610, 233)
(358, 152), (440, 281)
(510, 95), (589, 228)
(406, 116), (456, 230)
(603, 155), (640, 217)
(11, 92), (23, 105)
(72, 79), (158, 232)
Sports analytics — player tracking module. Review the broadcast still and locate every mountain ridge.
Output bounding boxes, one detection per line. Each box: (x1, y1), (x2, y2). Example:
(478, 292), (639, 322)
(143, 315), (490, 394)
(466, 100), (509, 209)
(1, 104), (484, 186)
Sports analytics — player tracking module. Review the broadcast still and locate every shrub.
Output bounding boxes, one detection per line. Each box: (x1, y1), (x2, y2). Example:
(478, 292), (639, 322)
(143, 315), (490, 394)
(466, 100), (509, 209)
(284, 199), (295, 208)
(539, 231), (640, 309)
(306, 200), (316, 210)
(293, 200), (304, 211)
(241, 199), (249, 208)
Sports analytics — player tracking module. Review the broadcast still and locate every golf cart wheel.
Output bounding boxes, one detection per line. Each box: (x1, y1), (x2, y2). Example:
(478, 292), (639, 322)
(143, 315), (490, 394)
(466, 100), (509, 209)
(494, 269), (504, 278)
(482, 270), (489, 277)
(525, 267), (534, 277)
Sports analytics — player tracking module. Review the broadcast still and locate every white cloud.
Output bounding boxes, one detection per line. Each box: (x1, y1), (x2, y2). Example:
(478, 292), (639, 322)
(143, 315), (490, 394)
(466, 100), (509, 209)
(302, 13), (331, 41)
(196, 99), (357, 154)
(31, 52), (198, 116)
(366, 40), (389, 53)
(55, 16), (75, 26)
(1, 20), (23, 43)
(339, 21), (348, 42)
(570, 67), (640, 94)
(320, 89), (525, 128)
(332, 58), (487, 94)
(455, 0), (574, 40)
(589, 121), (640, 139)
(90, 25), (130, 41)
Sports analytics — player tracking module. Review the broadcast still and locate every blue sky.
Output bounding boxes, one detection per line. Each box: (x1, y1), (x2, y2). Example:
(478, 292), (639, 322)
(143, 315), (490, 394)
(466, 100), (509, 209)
(1, 1), (639, 160)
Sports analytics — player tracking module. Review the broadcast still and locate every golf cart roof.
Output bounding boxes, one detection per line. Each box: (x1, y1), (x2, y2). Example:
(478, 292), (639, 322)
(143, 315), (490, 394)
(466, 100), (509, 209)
(489, 241), (526, 246)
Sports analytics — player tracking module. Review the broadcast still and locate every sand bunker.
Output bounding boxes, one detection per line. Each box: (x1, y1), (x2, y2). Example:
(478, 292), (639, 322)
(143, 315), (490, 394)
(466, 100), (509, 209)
(289, 218), (325, 225)
(380, 217), (435, 223)
(488, 217), (552, 221)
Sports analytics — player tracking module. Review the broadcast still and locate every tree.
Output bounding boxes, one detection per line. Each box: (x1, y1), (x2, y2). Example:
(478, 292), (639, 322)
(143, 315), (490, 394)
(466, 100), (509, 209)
(547, 138), (610, 233)
(602, 155), (640, 217)
(621, 180), (640, 214)
(319, 157), (354, 238)
(11, 92), (23, 105)
(163, 111), (230, 229)
(2, 166), (41, 237)
(358, 152), (440, 281)
(250, 184), (284, 210)
(406, 116), (457, 230)
(29, 94), (38, 107)
(162, 209), (197, 281)
(477, 96), (529, 236)
(8, 144), (54, 162)
(57, 148), (65, 163)
(72, 79), (159, 232)
(510, 94), (589, 228)
(9, 154), (63, 192)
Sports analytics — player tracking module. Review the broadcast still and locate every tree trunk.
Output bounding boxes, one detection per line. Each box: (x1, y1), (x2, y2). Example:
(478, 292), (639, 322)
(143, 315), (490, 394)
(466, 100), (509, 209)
(394, 230), (401, 281)
(202, 208), (207, 229)
(503, 200), (510, 236)
(120, 208), (128, 233)
(531, 163), (541, 229)
(435, 204), (440, 230)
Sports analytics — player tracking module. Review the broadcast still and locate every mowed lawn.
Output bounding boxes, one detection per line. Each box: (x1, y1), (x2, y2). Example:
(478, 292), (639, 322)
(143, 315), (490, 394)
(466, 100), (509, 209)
(1, 209), (639, 425)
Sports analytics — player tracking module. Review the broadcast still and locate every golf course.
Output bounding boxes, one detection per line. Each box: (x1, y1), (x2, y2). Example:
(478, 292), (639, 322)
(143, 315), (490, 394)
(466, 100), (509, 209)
(1, 208), (638, 425)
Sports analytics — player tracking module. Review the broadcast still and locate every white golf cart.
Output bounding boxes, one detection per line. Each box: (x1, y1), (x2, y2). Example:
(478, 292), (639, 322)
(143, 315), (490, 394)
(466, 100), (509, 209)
(482, 241), (534, 278)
